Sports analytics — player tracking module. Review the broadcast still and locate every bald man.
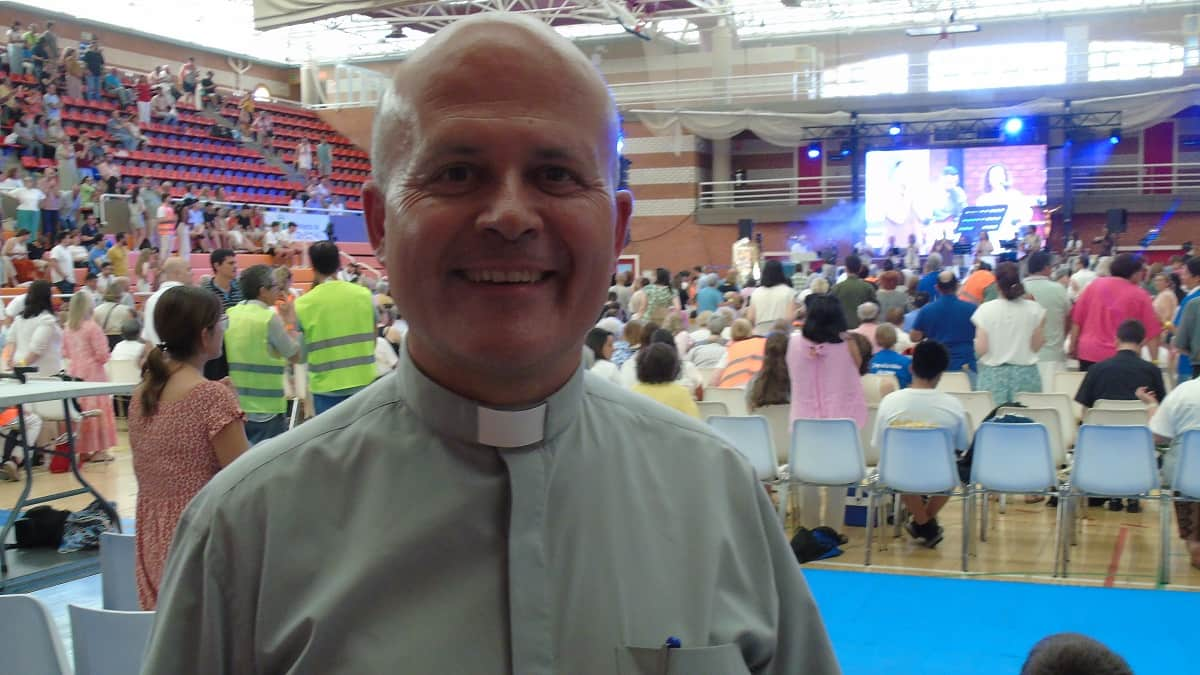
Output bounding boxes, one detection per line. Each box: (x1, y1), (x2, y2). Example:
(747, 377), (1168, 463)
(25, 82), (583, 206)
(142, 15), (839, 675)
(139, 256), (192, 346)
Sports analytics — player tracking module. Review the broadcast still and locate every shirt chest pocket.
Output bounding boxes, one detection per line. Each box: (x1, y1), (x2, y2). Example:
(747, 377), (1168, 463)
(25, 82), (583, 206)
(615, 643), (751, 675)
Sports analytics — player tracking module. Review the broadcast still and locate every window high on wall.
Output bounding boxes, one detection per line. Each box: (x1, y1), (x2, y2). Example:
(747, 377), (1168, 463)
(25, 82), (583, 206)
(928, 42), (1067, 92)
(1089, 41), (1185, 81)
(821, 55), (909, 98)
(253, 85), (271, 102)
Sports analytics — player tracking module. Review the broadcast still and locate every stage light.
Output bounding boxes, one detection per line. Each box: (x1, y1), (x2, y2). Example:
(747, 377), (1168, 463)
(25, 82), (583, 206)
(806, 143), (822, 159)
(616, 134), (624, 155)
(839, 141), (852, 157)
(1003, 117), (1024, 136)
(1109, 128), (1122, 145)
(888, 123), (902, 136)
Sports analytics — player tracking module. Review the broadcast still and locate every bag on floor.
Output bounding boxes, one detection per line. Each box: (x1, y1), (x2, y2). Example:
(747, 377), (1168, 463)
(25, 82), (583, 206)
(790, 526), (847, 564)
(58, 499), (118, 553)
(14, 505), (71, 549)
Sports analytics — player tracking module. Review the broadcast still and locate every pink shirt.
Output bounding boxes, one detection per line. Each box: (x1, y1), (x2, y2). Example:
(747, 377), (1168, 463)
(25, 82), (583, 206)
(787, 335), (867, 428)
(851, 322), (881, 354)
(1071, 276), (1162, 364)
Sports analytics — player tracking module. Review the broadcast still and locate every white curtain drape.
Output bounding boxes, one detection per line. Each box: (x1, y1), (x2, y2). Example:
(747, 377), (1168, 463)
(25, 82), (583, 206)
(254, 0), (395, 30)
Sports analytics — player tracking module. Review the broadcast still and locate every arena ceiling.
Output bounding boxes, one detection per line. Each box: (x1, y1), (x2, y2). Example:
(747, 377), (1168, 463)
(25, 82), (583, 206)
(27, 0), (1200, 64)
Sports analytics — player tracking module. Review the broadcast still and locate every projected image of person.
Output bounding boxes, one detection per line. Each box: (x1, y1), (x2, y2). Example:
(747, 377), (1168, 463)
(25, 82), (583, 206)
(975, 164), (1030, 243)
(930, 166), (967, 228)
(883, 160), (924, 245)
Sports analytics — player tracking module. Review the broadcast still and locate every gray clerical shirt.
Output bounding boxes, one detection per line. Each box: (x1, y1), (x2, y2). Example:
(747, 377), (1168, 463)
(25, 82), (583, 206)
(141, 348), (840, 674)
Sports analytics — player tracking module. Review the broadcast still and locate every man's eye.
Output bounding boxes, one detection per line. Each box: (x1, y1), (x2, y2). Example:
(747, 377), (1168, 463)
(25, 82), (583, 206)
(437, 166), (474, 183)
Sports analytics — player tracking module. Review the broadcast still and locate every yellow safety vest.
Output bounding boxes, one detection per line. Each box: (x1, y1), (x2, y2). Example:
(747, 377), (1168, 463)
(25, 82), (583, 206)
(294, 280), (376, 395)
(224, 302), (287, 414)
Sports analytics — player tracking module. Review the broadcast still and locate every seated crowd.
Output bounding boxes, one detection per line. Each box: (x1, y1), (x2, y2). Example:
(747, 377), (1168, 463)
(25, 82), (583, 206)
(592, 247), (1200, 567)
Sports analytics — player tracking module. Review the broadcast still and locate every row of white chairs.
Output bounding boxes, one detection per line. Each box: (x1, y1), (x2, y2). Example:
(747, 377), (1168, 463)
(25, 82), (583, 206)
(705, 414), (1200, 584)
(1, 532), (148, 675)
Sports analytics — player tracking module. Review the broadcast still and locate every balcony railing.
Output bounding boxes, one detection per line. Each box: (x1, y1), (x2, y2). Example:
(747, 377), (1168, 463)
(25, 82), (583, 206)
(698, 175), (853, 209)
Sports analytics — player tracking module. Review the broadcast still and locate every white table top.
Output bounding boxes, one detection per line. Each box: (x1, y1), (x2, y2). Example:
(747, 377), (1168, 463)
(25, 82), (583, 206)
(0, 379), (136, 407)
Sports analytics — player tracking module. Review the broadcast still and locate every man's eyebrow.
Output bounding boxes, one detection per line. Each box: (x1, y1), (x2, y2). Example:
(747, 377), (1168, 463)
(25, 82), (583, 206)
(531, 147), (581, 162)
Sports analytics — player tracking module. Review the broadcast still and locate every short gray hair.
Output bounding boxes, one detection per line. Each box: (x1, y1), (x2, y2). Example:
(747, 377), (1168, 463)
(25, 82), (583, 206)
(926, 253), (943, 271)
(238, 264), (276, 301)
(857, 301), (880, 321)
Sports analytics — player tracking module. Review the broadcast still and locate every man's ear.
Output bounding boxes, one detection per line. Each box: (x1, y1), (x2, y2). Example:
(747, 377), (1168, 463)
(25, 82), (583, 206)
(612, 189), (633, 263)
(363, 180), (386, 257)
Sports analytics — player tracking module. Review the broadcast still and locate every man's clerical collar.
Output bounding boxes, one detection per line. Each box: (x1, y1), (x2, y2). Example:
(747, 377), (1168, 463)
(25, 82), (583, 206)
(395, 346), (582, 449)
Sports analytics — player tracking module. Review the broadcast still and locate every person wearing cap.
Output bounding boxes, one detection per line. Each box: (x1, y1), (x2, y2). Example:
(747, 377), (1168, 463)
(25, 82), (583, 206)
(141, 15), (839, 675)
(911, 268), (977, 381)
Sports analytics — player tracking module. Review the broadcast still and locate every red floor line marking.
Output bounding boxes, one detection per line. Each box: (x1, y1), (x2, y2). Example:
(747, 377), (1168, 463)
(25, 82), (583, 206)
(1105, 526), (1130, 588)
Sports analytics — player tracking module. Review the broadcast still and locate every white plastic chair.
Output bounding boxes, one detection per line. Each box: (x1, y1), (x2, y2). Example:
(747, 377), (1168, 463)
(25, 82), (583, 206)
(697, 367), (721, 387)
(997, 407), (1067, 468)
(103, 359), (141, 384)
(704, 386), (748, 417)
(69, 604), (155, 675)
(1083, 407), (1149, 427)
(1094, 399), (1149, 411)
(1060, 425), (1159, 579)
(866, 427), (961, 566)
(706, 415), (784, 521)
(860, 406), (879, 467)
(0, 594), (71, 675)
(935, 370), (972, 393)
(100, 532), (139, 611)
(757, 404), (791, 465)
(1052, 370), (1087, 420)
(964, 422), (1061, 573)
(789, 418), (868, 531)
(1016, 392), (1079, 447)
(696, 401), (729, 420)
(950, 391), (996, 434)
(1161, 430), (1200, 585)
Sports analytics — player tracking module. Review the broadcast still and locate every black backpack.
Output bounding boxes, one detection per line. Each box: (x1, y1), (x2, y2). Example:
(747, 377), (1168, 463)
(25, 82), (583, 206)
(957, 402), (1034, 483)
(14, 505), (71, 549)
(790, 526), (848, 564)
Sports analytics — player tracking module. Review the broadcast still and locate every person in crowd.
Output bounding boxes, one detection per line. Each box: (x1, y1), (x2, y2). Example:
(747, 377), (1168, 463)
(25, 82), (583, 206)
(1071, 253), (1161, 371)
(316, 139), (333, 177)
(225, 265), (301, 445)
(607, 271), (632, 316)
(584, 327), (621, 384)
(155, 195), (179, 256)
(1173, 258), (1200, 381)
(201, 248), (242, 312)
(7, 280), (62, 375)
(916, 252), (943, 296)
(111, 318), (149, 366)
(872, 340), (970, 548)
(610, 319), (641, 369)
(641, 267), (678, 324)
(1074, 319), (1166, 513)
(295, 137), (312, 175)
(108, 232), (130, 278)
(883, 307), (913, 352)
(747, 260), (796, 336)
(903, 290), (930, 333)
(831, 255), (875, 329)
(1069, 255), (1097, 302)
(141, 16), (839, 674)
(135, 246), (159, 294)
(647, 327), (704, 398)
(788, 294), (867, 529)
(631, 342), (701, 419)
(96, 261), (117, 295)
(48, 229), (77, 296)
(12, 175), (43, 234)
(746, 331), (790, 412)
(1154, 272), (1180, 328)
(875, 270), (907, 319)
(1024, 251), (1071, 391)
(128, 285), (248, 609)
(971, 262), (1046, 405)
(851, 302), (882, 353)
(141, 257), (192, 345)
(1020, 632), (1133, 675)
(712, 318), (766, 388)
(695, 272), (723, 313)
(95, 280), (136, 350)
(687, 313), (728, 369)
(911, 270), (977, 381)
(958, 260), (996, 305)
(62, 292), (118, 462)
(2, 227), (34, 285)
(870, 323), (912, 389)
(1141, 366), (1200, 569)
(293, 241), (377, 414)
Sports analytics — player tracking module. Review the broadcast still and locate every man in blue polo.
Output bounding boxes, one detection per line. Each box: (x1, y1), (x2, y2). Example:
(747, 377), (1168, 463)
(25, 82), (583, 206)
(910, 269), (977, 382)
(1173, 257), (1200, 382)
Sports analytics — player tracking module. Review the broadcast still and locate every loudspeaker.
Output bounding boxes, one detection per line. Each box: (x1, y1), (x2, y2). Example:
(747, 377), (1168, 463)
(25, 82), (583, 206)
(1106, 208), (1127, 234)
(737, 219), (754, 240)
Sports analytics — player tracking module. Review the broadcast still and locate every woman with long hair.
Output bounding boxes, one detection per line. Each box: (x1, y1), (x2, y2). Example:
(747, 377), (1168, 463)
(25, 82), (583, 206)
(631, 342), (701, 419)
(128, 286), (249, 609)
(971, 261), (1046, 405)
(62, 292), (118, 462)
(584, 327), (622, 384)
(747, 331), (790, 412)
(8, 280), (62, 375)
(642, 268), (680, 325)
(747, 260), (796, 336)
(787, 294), (867, 529)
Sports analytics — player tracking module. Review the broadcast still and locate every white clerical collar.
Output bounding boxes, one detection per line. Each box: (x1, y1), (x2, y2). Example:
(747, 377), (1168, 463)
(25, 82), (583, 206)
(396, 346), (581, 450)
(477, 404), (546, 448)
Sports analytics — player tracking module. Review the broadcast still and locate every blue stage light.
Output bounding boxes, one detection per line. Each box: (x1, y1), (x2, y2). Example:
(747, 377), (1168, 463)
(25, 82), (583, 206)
(888, 123), (902, 136)
(807, 143), (822, 159)
(1109, 128), (1122, 145)
(1003, 117), (1024, 136)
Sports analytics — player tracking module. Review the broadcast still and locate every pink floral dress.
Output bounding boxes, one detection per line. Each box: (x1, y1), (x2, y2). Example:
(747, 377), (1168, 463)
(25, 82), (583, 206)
(128, 381), (243, 609)
(62, 320), (118, 458)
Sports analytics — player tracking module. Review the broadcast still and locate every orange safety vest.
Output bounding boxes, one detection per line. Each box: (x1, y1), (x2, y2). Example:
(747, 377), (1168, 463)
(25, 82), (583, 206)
(958, 270), (995, 305)
(157, 207), (178, 238)
(713, 337), (766, 388)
